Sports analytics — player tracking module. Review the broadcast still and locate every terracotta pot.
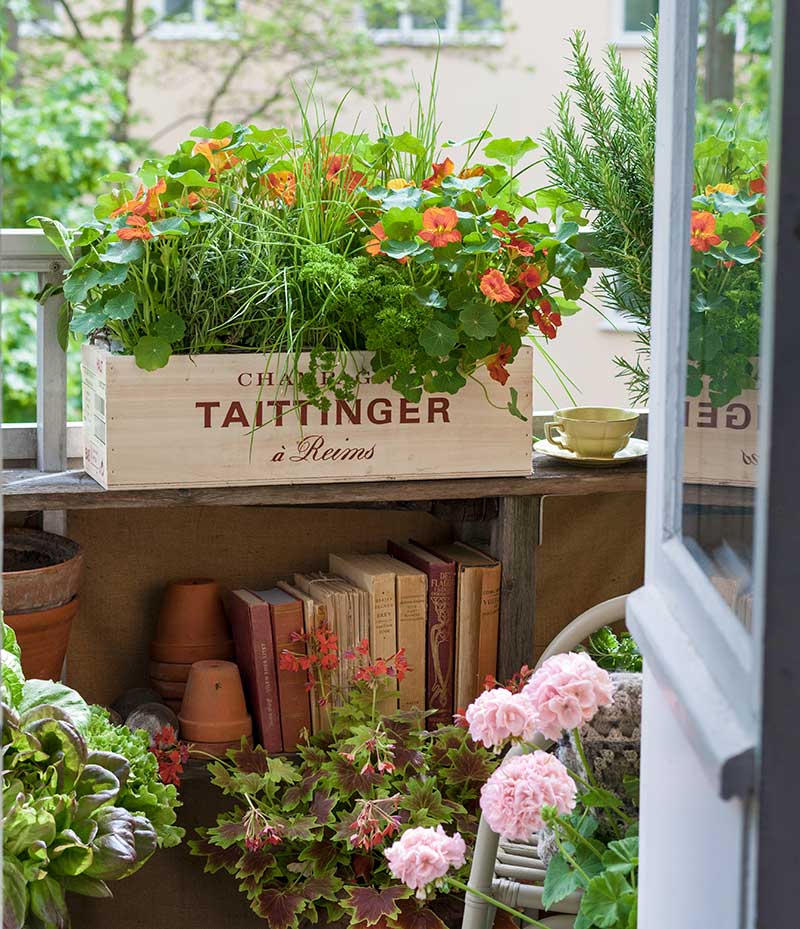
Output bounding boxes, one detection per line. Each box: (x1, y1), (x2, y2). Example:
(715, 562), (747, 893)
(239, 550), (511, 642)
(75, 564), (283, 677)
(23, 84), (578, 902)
(151, 579), (234, 662)
(6, 597), (80, 680)
(149, 660), (191, 683)
(150, 678), (186, 700)
(178, 660), (252, 743)
(3, 528), (83, 614)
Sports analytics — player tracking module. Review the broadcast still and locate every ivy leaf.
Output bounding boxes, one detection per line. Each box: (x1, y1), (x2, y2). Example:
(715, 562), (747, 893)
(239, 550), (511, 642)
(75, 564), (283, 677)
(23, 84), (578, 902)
(104, 292), (136, 321)
(253, 888), (307, 929)
(507, 386), (528, 421)
(133, 336), (171, 371)
(154, 312), (187, 343)
(483, 136), (538, 166)
(580, 872), (636, 929)
(542, 853), (584, 909)
(602, 837), (639, 875)
(343, 885), (410, 926)
(419, 321), (458, 358)
(104, 239), (144, 264)
(459, 302), (498, 340)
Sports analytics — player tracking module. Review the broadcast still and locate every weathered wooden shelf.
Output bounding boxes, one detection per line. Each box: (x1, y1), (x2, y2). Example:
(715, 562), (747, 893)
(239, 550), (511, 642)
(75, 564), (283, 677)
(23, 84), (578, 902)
(2, 452), (646, 511)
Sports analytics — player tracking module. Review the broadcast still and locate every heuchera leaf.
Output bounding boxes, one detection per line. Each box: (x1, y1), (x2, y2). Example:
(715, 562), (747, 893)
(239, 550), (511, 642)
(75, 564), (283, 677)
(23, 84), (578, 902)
(343, 885), (410, 926)
(236, 847), (276, 882)
(444, 742), (494, 787)
(207, 819), (246, 848)
(228, 741), (270, 774)
(394, 900), (449, 929)
(301, 875), (343, 902)
(189, 835), (242, 874)
(310, 790), (336, 825)
(253, 888), (307, 929)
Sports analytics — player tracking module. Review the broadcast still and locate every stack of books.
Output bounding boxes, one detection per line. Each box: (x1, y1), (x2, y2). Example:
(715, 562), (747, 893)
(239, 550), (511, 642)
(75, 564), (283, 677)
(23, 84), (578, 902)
(226, 540), (502, 752)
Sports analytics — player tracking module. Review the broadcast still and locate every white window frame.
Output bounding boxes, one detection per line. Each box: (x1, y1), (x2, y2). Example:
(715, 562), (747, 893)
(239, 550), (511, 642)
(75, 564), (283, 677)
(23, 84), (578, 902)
(358, 0), (504, 48)
(626, 0), (756, 801)
(613, 0), (658, 49)
(152, 0), (237, 41)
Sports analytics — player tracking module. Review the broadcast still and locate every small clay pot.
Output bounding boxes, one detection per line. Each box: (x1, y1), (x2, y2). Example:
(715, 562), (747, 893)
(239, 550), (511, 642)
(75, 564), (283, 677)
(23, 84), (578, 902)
(150, 678), (186, 700)
(150, 639), (235, 663)
(3, 528), (83, 614)
(179, 660), (252, 743)
(6, 597), (80, 680)
(151, 579), (234, 662)
(149, 660), (191, 683)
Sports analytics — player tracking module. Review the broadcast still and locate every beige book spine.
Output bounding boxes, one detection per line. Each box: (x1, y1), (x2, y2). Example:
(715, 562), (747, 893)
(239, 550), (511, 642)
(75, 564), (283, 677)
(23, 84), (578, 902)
(454, 566), (484, 710)
(395, 573), (427, 711)
(476, 563), (502, 698)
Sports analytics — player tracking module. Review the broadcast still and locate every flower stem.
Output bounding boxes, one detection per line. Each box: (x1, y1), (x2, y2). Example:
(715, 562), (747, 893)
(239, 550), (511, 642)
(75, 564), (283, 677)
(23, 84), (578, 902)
(572, 728), (597, 789)
(447, 877), (553, 929)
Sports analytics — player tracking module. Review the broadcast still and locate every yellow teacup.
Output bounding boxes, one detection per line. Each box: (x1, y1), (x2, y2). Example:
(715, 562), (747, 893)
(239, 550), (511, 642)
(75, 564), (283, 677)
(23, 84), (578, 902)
(544, 407), (639, 458)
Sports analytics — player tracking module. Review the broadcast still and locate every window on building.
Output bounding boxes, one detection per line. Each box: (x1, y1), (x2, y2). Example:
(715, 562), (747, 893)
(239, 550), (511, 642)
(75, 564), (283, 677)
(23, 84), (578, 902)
(155, 0), (237, 38)
(616, 0), (658, 46)
(17, 0), (61, 36)
(363, 0), (503, 46)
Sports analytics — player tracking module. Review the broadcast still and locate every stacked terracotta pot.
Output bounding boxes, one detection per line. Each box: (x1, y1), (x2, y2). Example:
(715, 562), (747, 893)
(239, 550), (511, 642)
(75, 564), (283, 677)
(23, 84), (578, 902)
(150, 579), (252, 754)
(149, 579), (235, 712)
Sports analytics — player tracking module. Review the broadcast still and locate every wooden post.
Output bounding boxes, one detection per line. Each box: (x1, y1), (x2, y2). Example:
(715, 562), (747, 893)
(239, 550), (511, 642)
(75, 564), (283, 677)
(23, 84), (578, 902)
(491, 495), (539, 680)
(704, 0), (735, 102)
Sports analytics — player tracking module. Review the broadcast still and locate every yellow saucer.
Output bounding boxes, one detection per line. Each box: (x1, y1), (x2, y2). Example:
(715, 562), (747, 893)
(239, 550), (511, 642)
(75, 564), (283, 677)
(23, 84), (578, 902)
(534, 437), (648, 467)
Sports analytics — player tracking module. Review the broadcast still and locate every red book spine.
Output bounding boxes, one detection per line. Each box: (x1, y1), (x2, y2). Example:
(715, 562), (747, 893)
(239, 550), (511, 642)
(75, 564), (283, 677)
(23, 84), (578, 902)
(388, 543), (456, 727)
(270, 602), (311, 750)
(227, 592), (282, 752)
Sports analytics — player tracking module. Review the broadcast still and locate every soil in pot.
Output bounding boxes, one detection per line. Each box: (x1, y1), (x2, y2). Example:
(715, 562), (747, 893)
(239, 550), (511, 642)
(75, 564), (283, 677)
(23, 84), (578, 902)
(6, 597), (80, 679)
(3, 528), (84, 614)
(178, 660), (252, 743)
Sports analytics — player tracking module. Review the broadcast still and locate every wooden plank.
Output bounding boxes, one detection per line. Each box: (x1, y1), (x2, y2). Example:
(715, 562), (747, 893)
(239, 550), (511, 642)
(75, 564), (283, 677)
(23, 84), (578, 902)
(1, 454), (646, 511)
(36, 269), (68, 472)
(491, 495), (538, 680)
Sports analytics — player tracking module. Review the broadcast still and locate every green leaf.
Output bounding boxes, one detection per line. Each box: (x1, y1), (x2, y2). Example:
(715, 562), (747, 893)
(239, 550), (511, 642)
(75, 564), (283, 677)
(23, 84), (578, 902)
(169, 168), (216, 188)
(134, 336), (172, 371)
(694, 135), (730, 161)
(383, 239), (426, 259)
(602, 837), (639, 875)
(483, 136), (538, 166)
(64, 268), (102, 305)
(154, 312), (187, 343)
(96, 264), (128, 287)
(19, 679), (91, 733)
(190, 120), (236, 139)
(507, 386), (528, 421)
(391, 131), (427, 156)
(381, 207), (423, 241)
(717, 211), (755, 246)
(29, 876), (68, 928)
(150, 217), (189, 236)
(542, 853), (584, 908)
(419, 321), (459, 357)
(413, 286), (447, 309)
(459, 302), (498, 339)
(580, 872), (636, 929)
(579, 786), (623, 811)
(2, 857), (27, 929)
(28, 216), (73, 259)
(104, 292), (136, 321)
(104, 239), (144, 264)
(70, 309), (110, 336)
(552, 297), (583, 316)
(57, 304), (72, 352)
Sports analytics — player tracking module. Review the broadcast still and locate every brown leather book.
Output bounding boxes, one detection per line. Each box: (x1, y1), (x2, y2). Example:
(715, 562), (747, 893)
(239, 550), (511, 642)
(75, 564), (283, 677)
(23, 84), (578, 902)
(388, 540), (456, 726)
(260, 588), (312, 750)
(424, 542), (501, 708)
(226, 589), (282, 752)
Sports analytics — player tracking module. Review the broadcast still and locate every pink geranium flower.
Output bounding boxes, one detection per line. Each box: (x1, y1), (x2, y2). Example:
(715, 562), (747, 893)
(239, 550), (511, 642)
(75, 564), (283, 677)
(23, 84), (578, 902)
(465, 687), (537, 750)
(384, 825), (467, 898)
(479, 751), (577, 841)
(522, 652), (614, 741)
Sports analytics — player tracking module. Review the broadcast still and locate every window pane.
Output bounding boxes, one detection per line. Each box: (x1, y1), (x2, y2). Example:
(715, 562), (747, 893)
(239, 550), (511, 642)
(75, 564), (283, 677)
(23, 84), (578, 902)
(204, 0), (236, 21)
(461, 0), (501, 30)
(164, 0), (194, 21)
(624, 0), (658, 32)
(681, 0), (772, 629)
(364, 1), (402, 29)
(411, 0), (448, 30)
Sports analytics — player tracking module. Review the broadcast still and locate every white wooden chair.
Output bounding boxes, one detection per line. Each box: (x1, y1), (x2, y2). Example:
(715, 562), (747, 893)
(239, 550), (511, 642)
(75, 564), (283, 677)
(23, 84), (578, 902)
(461, 595), (630, 929)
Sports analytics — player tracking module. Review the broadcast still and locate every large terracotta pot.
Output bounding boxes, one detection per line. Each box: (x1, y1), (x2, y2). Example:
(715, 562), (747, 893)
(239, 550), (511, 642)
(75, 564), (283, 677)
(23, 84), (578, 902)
(6, 597), (80, 680)
(3, 528), (83, 613)
(179, 660), (252, 744)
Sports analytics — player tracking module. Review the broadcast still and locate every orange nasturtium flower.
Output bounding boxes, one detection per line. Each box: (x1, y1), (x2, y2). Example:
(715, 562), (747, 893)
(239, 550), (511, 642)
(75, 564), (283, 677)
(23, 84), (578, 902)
(690, 210), (722, 252)
(265, 170), (297, 206)
(532, 298), (562, 340)
(480, 268), (517, 303)
(387, 177), (413, 190)
(325, 155), (366, 193)
(421, 157), (454, 190)
(117, 215), (154, 241)
(419, 206), (462, 248)
(366, 222), (387, 256)
(486, 343), (513, 385)
(517, 265), (543, 294)
(705, 183), (738, 196)
(750, 163), (768, 194)
(192, 137), (240, 179)
(110, 177), (167, 222)
(491, 209), (513, 228)
(459, 165), (485, 179)
(746, 229), (761, 249)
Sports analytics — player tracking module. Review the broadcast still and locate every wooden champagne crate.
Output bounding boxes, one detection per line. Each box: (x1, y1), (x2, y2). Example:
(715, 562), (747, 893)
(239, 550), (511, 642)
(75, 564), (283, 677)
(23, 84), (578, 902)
(683, 378), (758, 488)
(81, 344), (533, 489)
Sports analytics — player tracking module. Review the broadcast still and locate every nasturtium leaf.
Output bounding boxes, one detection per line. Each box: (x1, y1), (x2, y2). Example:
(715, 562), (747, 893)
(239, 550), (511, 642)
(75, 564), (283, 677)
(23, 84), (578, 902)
(483, 136), (538, 166)
(154, 312), (186, 343)
(72, 225), (103, 248)
(70, 310), (110, 336)
(382, 207), (423, 241)
(169, 169), (216, 189)
(580, 872), (636, 929)
(459, 302), (498, 339)
(64, 269), (102, 305)
(104, 239), (144, 264)
(717, 211), (755, 246)
(602, 837), (639, 875)
(551, 297), (582, 316)
(382, 186), (432, 210)
(440, 174), (484, 194)
(688, 325), (722, 363)
(96, 264), (129, 287)
(694, 135), (730, 161)
(723, 243), (761, 264)
(686, 366), (704, 397)
(507, 386), (528, 421)
(343, 885), (409, 926)
(150, 217), (189, 236)
(391, 372), (424, 403)
(419, 321), (459, 357)
(104, 292), (136, 321)
(94, 192), (126, 221)
(383, 239), (425, 259)
(462, 234), (501, 254)
(391, 131), (427, 155)
(190, 121), (236, 139)
(413, 286), (447, 308)
(542, 853), (584, 909)
(100, 171), (133, 184)
(134, 336), (171, 371)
